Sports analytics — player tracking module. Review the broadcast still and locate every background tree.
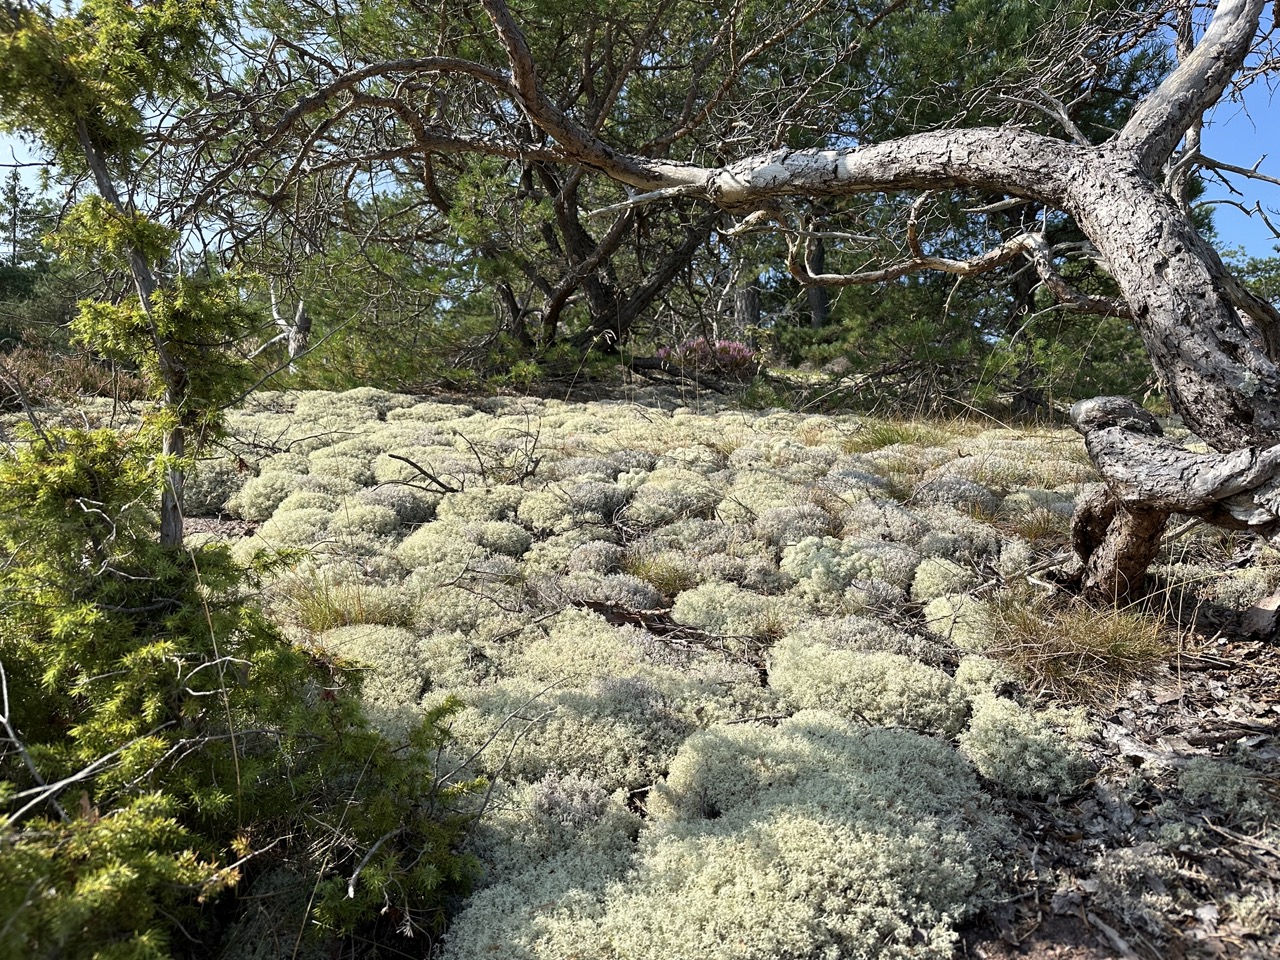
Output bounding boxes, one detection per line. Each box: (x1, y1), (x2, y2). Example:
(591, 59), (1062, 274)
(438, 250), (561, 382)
(176, 0), (1280, 601)
(0, 0), (264, 545)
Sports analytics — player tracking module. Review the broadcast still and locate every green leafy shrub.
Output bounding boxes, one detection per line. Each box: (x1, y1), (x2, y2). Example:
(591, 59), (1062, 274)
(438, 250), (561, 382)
(0, 430), (478, 958)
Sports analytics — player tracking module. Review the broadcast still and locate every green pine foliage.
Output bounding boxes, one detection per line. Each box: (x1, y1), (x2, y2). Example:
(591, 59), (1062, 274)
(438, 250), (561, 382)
(0, 429), (480, 959)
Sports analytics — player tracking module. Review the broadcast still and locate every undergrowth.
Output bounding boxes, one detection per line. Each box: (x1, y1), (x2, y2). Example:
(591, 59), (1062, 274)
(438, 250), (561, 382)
(975, 588), (1175, 703)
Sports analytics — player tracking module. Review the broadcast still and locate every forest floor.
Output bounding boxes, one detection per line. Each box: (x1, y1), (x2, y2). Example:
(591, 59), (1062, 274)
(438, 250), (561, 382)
(65, 382), (1280, 959)
(960, 627), (1280, 959)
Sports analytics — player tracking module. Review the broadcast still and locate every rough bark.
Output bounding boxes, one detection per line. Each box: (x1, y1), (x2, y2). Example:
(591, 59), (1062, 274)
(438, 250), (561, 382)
(1068, 397), (1280, 601)
(805, 236), (830, 329)
(735, 280), (761, 334)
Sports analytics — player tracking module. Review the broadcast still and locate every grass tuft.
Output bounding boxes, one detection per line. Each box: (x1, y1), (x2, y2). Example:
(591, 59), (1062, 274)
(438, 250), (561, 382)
(842, 418), (983, 454)
(621, 550), (699, 599)
(274, 570), (418, 632)
(977, 589), (1174, 703)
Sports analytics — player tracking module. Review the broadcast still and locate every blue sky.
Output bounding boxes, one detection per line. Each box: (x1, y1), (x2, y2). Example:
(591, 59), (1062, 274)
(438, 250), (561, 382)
(1198, 79), (1280, 257)
(4, 72), (1279, 261)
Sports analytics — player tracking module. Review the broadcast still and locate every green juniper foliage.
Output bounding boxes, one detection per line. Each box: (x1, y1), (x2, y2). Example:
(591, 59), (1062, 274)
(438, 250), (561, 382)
(0, 429), (480, 959)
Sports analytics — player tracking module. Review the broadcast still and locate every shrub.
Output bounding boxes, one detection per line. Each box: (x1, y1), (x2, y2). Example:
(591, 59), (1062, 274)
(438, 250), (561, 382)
(656, 337), (762, 379)
(0, 429), (478, 958)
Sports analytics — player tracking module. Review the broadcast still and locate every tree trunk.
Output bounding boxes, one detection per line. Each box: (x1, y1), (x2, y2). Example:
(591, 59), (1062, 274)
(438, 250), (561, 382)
(734, 280), (760, 335)
(75, 119), (187, 549)
(283, 0), (1280, 600)
(805, 237), (830, 329)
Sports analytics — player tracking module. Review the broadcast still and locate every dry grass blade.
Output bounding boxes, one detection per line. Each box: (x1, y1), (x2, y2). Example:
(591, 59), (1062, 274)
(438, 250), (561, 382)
(978, 589), (1174, 703)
